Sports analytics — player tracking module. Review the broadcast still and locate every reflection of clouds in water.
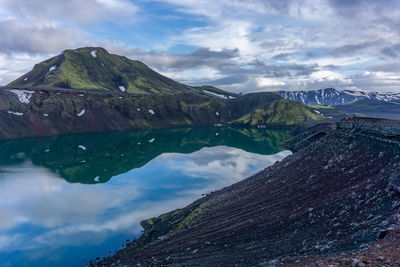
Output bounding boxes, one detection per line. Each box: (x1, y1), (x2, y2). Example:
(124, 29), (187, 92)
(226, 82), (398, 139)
(0, 148), (291, 254)
(0, 162), (141, 251)
(163, 146), (292, 181)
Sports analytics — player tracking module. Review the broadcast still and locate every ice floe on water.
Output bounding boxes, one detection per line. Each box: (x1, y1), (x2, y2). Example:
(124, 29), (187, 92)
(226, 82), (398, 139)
(148, 138), (155, 143)
(78, 145), (86, 151)
(77, 110), (85, 116)
(8, 90), (33, 104)
(7, 111), (23, 116)
(94, 176), (100, 182)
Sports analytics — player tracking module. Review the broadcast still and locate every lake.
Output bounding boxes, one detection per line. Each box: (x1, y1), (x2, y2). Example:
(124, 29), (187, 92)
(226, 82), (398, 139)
(0, 127), (292, 267)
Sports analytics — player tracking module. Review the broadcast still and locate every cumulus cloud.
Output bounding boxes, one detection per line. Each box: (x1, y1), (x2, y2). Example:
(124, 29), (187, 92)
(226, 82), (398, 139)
(0, 17), (87, 55)
(0, 0), (138, 25)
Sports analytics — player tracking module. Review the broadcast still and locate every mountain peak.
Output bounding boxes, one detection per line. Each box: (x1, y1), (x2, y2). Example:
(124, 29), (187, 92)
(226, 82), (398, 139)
(7, 47), (194, 95)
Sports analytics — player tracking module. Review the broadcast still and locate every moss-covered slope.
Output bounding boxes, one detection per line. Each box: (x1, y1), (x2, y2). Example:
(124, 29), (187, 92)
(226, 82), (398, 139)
(228, 93), (324, 126)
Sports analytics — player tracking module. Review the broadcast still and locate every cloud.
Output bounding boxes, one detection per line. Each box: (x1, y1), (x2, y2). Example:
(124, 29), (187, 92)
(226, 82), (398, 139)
(310, 70), (351, 83)
(0, 18), (87, 55)
(139, 48), (240, 71)
(0, 0), (138, 25)
(381, 44), (400, 58)
(256, 77), (287, 87)
(330, 42), (375, 57)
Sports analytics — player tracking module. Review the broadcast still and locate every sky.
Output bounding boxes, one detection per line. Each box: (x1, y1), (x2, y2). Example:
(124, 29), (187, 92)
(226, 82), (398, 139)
(0, 0), (400, 93)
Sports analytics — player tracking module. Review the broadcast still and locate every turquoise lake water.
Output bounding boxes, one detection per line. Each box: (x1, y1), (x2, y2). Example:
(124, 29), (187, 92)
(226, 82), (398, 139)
(0, 127), (292, 266)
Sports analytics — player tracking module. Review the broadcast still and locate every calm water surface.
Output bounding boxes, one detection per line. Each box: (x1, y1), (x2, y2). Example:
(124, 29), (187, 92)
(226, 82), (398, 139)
(0, 127), (292, 267)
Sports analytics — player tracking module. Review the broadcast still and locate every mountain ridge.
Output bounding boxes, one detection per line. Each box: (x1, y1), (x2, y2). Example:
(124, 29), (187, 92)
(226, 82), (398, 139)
(276, 88), (400, 106)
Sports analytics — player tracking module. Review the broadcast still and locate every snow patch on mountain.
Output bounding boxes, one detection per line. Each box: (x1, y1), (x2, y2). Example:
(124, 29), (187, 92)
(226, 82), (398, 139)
(276, 88), (400, 106)
(8, 90), (34, 104)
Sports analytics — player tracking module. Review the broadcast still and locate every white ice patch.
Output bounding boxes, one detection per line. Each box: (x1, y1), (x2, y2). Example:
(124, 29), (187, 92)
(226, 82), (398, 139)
(24, 77), (28, 81)
(94, 176), (100, 182)
(148, 138), (155, 143)
(9, 90), (33, 104)
(7, 111), (23, 116)
(137, 108), (141, 112)
(91, 50), (97, 58)
(216, 112), (219, 116)
(313, 110), (321, 115)
(78, 145), (86, 151)
(49, 65), (57, 72)
(119, 86), (126, 92)
(203, 90), (232, 99)
(77, 109), (85, 116)
(148, 109), (155, 115)
(43, 113), (48, 117)
(45, 149), (50, 152)
(216, 132), (219, 136)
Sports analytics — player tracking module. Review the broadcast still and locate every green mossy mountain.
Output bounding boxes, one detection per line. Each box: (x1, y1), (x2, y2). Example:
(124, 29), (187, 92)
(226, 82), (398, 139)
(1, 47), (326, 139)
(7, 47), (204, 95)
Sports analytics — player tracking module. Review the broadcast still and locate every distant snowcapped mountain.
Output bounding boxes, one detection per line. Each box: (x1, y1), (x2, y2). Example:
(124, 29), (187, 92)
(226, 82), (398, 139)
(276, 88), (400, 106)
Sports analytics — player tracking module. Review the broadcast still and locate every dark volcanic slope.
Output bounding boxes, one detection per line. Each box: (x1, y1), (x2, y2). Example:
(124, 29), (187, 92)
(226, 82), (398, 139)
(0, 89), (323, 140)
(96, 118), (400, 266)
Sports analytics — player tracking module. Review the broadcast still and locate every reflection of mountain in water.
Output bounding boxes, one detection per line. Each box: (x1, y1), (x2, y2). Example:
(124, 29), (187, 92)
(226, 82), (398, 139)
(0, 127), (292, 184)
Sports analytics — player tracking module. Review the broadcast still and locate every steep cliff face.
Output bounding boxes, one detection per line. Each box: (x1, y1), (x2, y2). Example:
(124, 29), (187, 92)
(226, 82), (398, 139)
(96, 118), (400, 266)
(0, 89), (323, 140)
